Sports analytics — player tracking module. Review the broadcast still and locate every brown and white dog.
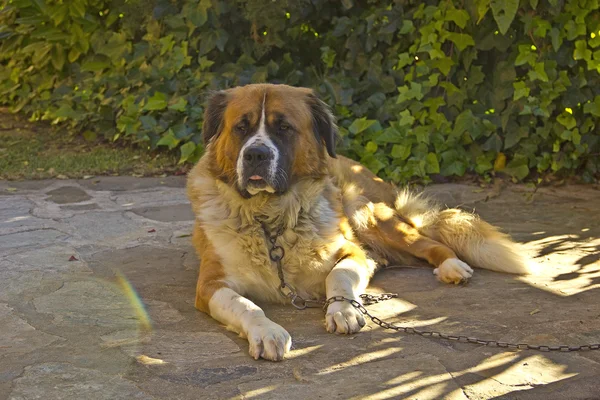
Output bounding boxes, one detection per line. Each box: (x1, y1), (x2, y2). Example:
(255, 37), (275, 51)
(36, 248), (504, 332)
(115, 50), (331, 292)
(186, 83), (531, 361)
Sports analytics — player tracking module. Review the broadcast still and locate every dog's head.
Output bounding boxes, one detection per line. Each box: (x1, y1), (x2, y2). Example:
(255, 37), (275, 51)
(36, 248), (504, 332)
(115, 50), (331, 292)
(202, 84), (337, 197)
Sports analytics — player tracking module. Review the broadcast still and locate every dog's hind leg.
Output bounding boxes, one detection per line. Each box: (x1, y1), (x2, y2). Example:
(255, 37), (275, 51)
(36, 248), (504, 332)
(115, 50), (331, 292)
(345, 198), (473, 284)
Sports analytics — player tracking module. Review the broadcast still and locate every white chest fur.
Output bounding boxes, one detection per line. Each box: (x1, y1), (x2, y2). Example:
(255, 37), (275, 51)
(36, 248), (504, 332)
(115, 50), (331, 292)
(191, 175), (346, 304)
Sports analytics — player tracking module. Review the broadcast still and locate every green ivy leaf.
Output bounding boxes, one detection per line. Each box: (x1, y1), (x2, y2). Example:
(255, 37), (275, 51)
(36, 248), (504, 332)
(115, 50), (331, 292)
(527, 62), (549, 82)
(391, 144), (411, 160)
(441, 160), (467, 176)
(50, 45), (65, 71)
(396, 52), (413, 69)
(179, 142), (197, 164)
(31, 43), (52, 68)
(68, 48), (81, 63)
(81, 55), (111, 72)
(514, 45), (536, 66)
(69, 0), (86, 18)
(503, 156), (529, 180)
(397, 82), (424, 103)
(556, 112), (576, 130)
(432, 57), (454, 76)
(445, 9), (470, 29)
(452, 109), (475, 137)
(476, 0), (490, 23)
(475, 155), (493, 174)
(573, 40), (591, 61)
(321, 46), (337, 68)
(583, 96), (600, 117)
(144, 92), (168, 111)
(483, 133), (503, 152)
(490, 0), (519, 35)
(365, 141), (378, 153)
(374, 127), (405, 144)
(425, 152), (440, 173)
(348, 118), (376, 135)
(157, 130), (181, 150)
(504, 126), (528, 149)
(513, 81), (529, 100)
(398, 110), (415, 126)
(361, 154), (386, 174)
(549, 28), (562, 51)
(533, 18), (550, 37)
(399, 20), (414, 34)
(188, 3), (208, 27)
(198, 56), (215, 70)
(168, 97), (188, 112)
(445, 32), (475, 51)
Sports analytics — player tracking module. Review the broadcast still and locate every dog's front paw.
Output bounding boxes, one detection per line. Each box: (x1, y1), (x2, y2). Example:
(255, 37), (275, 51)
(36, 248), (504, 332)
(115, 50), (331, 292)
(325, 299), (366, 334)
(434, 258), (473, 284)
(246, 317), (291, 361)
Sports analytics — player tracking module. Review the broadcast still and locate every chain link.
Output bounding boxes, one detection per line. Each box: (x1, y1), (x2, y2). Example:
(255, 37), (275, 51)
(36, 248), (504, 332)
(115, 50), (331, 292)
(257, 217), (600, 353)
(324, 296), (600, 352)
(258, 218), (323, 310)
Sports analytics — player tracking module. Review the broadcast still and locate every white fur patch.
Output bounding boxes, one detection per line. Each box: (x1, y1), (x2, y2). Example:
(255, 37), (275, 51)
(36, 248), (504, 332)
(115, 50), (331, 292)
(236, 93), (279, 193)
(208, 288), (291, 361)
(324, 258), (373, 334)
(433, 258), (474, 284)
(208, 287), (264, 333)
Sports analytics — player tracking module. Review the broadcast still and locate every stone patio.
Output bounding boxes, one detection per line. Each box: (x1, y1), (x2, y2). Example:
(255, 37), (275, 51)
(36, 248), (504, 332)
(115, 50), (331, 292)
(1, 177), (599, 399)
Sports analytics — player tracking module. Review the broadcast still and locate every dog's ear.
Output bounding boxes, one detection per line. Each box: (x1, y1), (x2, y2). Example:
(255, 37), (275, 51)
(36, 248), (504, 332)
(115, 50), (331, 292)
(202, 91), (229, 145)
(307, 92), (337, 158)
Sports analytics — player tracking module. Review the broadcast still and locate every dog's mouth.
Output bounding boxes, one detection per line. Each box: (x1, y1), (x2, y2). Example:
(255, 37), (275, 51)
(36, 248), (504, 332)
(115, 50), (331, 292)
(247, 175), (267, 189)
(241, 172), (277, 196)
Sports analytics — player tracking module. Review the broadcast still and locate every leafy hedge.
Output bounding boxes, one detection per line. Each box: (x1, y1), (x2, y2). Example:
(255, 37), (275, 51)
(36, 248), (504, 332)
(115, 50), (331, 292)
(1, 0), (599, 182)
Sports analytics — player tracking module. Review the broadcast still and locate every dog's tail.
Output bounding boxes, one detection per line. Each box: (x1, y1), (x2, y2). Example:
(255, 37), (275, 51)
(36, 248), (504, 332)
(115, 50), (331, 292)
(394, 189), (533, 274)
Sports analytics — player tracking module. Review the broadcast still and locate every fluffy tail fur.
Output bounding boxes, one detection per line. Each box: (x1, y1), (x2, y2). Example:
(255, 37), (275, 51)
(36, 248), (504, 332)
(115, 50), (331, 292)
(394, 189), (533, 275)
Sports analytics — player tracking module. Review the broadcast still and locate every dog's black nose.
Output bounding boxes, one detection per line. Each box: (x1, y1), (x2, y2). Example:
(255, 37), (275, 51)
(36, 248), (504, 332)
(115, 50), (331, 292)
(243, 145), (272, 164)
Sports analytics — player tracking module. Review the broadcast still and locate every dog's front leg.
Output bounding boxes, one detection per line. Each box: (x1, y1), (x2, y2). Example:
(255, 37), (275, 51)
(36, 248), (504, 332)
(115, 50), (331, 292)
(193, 224), (291, 361)
(204, 287), (291, 361)
(324, 250), (373, 334)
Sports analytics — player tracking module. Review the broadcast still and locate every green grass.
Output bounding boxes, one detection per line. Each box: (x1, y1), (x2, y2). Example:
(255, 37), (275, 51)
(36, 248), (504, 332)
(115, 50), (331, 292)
(0, 111), (182, 180)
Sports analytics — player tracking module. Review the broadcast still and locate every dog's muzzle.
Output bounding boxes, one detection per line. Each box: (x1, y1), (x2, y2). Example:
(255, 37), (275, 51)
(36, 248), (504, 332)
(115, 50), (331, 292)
(241, 144), (274, 192)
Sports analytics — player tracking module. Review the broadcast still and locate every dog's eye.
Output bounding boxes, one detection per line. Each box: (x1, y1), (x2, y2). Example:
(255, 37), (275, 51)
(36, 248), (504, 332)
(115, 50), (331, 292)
(279, 123), (290, 132)
(235, 123), (248, 133)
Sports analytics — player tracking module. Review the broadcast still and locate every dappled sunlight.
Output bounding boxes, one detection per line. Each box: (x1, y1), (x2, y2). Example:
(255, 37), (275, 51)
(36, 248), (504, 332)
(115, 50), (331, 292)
(357, 353), (521, 400)
(285, 344), (323, 359)
(447, 354), (577, 398)
(233, 332), (585, 400)
(135, 355), (166, 365)
(5, 215), (30, 223)
(317, 347), (403, 376)
(366, 300), (449, 330)
(344, 351), (577, 400)
(527, 234), (599, 259)
(518, 233), (600, 296)
(363, 296), (416, 319)
(384, 371), (424, 385)
(358, 381), (448, 400)
(234, 385), (277, 399)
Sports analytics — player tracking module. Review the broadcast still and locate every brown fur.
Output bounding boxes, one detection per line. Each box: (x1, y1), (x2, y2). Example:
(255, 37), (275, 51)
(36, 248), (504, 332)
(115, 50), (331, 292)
(187, 83), (532, 344)
(192, 224), (227, 313)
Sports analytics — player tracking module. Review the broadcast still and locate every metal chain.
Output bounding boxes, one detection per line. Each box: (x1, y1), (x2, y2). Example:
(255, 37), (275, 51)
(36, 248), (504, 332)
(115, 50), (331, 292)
(257, 218), (600, 352)
(324, 296), (600, 352)
(258, 218), (324, 309)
